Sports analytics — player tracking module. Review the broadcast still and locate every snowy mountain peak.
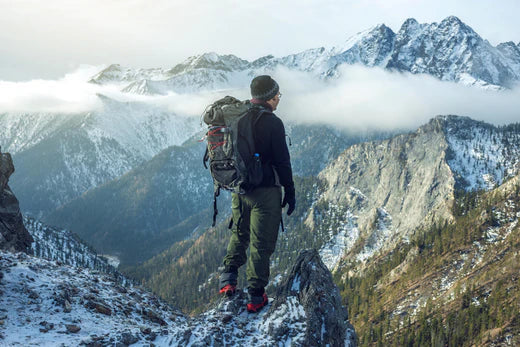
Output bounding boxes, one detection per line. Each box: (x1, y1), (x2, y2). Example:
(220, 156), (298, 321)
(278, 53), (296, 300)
(251, 54), (275, 67)
(437, 15), (481, 39)
(497, 41), (520, 51)
(89, 64), (172, 85)
(335, 23), (394, 55)
(400, 17), (419, 29)
(440, 15), (465, 27)
(88, 64), (123, 84)
(497, 41), (520, 72)
(168, 52), (250, 74)
(82, 16), (520, 95)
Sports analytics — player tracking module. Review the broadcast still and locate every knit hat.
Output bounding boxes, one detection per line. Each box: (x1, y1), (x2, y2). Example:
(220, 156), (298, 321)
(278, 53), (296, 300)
(250, 75), (279, 101)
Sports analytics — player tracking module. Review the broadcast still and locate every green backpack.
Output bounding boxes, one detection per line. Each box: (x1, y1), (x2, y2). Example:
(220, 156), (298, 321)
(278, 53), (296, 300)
(203, 96), (267, 226)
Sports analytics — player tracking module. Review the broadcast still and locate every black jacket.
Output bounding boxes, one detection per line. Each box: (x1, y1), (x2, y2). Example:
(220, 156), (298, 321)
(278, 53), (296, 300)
(249, 101), (295, 195)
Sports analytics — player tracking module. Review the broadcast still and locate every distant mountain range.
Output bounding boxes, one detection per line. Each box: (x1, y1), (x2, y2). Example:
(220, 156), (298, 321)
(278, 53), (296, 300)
(91, 16), (520, 93)
(1, 97), (199, 217)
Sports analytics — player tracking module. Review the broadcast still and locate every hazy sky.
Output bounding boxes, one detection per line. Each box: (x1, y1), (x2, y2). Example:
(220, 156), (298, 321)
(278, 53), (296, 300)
(1, 0), (519, 81)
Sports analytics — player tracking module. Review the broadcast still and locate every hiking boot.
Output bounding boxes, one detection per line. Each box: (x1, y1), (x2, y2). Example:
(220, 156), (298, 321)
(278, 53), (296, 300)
(247, 292), (268, 313)
(219, 266), (238, 296)
(219, 284), (237, 296)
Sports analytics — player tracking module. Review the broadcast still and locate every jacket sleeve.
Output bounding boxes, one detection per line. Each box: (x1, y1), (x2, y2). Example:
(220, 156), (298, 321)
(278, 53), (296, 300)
(270, 117), (295, 194)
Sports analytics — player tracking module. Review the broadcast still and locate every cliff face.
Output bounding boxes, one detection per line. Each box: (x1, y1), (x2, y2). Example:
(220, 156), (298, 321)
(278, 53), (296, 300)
(0, 151), (33, 253)
(314, 117), (455, 266)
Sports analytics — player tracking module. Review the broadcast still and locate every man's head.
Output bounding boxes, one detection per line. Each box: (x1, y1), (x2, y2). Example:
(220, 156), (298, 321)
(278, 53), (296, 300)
(250, 75), (281, 110)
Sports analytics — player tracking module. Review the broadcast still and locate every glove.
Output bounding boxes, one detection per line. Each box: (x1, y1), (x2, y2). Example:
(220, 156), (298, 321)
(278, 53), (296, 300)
(281, 188), (296, 216)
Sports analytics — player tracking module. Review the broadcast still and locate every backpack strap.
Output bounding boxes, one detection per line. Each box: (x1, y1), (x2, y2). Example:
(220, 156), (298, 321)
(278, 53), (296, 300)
(212, 186), (220, 227)
(203, 146), (209, 169)
(248, 108), (266, 157)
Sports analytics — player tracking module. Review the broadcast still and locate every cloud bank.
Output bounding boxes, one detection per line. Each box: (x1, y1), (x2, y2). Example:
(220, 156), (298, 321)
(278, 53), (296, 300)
(0, 65), (519, 131)
(274, 66), (520, 130)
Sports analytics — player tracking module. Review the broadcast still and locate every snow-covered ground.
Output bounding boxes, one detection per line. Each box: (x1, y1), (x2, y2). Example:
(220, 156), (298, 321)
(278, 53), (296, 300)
(0, 249), (354, 346)
(25, 216), (117, 274)
(445, 118), (520, 191)
(319, 210), (360, 270)
(0, 251), (187, 346)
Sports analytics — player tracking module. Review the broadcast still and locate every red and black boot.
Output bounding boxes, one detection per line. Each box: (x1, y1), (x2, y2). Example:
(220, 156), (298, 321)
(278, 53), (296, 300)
(219, 284), (237, 296)
(247, 288), (268, 313)
(219, 266), (238, 297)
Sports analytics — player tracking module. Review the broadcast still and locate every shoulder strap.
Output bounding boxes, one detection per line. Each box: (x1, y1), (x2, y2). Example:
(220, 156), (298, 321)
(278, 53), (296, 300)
(212, 186), (220, 227)
(250, 109), (267, 150)
(203, 147), (209, 169)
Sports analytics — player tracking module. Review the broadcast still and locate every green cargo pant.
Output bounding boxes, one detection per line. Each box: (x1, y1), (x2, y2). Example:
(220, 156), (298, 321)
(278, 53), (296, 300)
(223, 186), (282, 289)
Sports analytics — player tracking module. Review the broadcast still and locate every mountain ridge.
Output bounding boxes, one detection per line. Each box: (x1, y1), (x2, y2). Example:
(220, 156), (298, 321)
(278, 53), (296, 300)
(90, 16), (520, 93)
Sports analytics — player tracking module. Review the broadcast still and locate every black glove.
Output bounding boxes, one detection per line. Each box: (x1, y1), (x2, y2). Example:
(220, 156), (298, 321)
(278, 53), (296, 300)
(282, 188), (296, 216)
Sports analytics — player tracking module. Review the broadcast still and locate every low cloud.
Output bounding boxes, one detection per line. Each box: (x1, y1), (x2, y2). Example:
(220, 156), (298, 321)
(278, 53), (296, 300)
(274, 65), (520, 130)
(0, 66), (230, 117)
(0, 66), (107, 114)
(1, 65), (519, 131)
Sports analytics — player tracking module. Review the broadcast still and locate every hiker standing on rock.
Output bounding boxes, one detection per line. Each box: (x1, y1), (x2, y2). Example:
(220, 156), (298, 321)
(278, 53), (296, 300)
(204, 75), (295, 313)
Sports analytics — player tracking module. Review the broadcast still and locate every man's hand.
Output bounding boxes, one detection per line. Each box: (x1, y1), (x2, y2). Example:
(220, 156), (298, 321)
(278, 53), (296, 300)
(282, 188), (295, 216)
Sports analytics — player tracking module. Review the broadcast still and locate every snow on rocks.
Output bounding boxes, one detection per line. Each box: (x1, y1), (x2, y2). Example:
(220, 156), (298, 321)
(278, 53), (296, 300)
(443, 116), (520, 191)
(0, 249), (356, 346)
(0, 250), (187, 346)
(25, 216), (117, 274)
(319, 210), (360, 270)
(270, 249), (356, 347)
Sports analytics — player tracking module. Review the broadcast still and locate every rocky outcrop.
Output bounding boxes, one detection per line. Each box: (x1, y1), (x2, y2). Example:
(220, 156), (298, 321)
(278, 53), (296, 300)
(0, 151), (33, 253)
(185, 249), (357, 346)
(269, 249), (356, 346)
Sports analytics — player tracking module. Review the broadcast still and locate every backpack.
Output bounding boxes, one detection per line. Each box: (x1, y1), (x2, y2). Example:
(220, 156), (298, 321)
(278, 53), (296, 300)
(203, 96), (267, 226)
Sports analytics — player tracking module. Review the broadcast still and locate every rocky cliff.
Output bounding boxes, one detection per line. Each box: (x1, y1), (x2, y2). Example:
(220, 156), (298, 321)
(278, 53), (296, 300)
(312, 116), (520, 271)
(0, 150), (32, 253)
(315, 117), (456, 267)
(0, 249), (356, 346)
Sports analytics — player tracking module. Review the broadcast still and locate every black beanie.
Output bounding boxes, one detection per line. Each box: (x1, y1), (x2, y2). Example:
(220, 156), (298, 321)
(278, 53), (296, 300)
(250, 75), (279, 101)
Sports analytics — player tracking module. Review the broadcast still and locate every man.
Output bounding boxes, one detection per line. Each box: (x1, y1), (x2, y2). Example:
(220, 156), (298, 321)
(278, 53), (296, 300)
(219, 75), (296, 313)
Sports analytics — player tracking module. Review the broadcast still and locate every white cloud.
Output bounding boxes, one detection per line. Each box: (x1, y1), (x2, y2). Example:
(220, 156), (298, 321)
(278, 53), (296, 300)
(0, 65), (241, 117)
(273, 65), (520, 130)
(1, 65), (518, 132)
(0, 66), (107, 114)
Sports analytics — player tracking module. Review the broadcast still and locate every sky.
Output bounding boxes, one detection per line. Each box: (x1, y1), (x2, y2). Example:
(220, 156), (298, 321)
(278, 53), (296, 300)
(1, 0), (519, 81)
(0, 0), (519, 130)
